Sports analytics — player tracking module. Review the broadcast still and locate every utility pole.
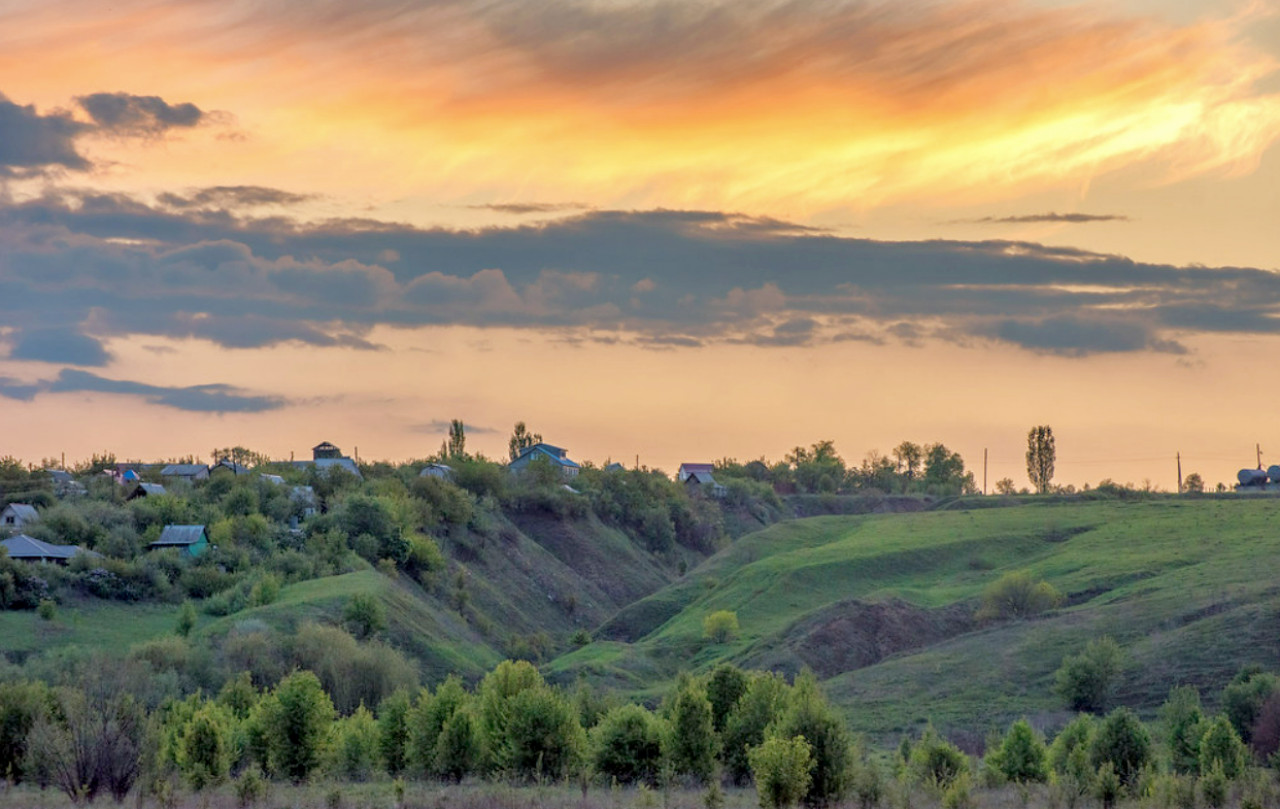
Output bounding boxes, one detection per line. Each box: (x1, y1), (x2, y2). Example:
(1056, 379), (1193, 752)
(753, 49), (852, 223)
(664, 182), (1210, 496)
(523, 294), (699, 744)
(1177, 451), (1182, 494)
(1258, 443), (1264, 470)
(983, 448), (988, 495)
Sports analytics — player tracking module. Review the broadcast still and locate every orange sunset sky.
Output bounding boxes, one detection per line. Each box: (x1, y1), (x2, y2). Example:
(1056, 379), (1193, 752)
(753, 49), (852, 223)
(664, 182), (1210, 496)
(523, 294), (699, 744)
(2, 0), (1279, 489)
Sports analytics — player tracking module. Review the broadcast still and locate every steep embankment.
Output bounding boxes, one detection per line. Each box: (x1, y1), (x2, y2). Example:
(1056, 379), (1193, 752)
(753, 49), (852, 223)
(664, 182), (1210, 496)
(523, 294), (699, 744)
(548, 498), (1280, 738)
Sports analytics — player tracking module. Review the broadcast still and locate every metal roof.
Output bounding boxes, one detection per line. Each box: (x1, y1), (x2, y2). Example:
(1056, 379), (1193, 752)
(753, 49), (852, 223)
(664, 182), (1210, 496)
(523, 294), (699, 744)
(161, 464), (208, 476)
(2, 503), (39, 522)
(129, 483), (167, 497)
(292, 457), (363, 479)
(686, 469), (719, 485)
(1, 534), (95, 561)
(513, 444), (579, 468)
(153, 525), (208, 546)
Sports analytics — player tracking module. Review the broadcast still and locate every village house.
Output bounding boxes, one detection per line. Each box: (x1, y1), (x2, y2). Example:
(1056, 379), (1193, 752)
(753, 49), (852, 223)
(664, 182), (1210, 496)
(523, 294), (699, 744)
(418, 463), (454, 480)
(161, 463), (210, 483)
(677, 463), (715, 482)
(148, 525), (210, 558)
(1, 503), (39, 531)
(1, 534), (99, 564)
(292, 441), (363, 479)
(126, 482), (167, 500)
(508, 443), (581, 479)
(211, 459), (252, 476)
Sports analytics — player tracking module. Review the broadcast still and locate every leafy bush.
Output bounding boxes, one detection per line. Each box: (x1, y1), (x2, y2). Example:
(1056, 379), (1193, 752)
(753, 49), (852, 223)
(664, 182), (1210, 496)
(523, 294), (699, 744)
(329, 705), (380, 781)
(409, 675), (470, 776)
(177, 702), (235, 790)
(251, 670), (335, 782)
(1222, 666), (1278, 745)
(703, 610), (740, 644)
(1054, 637), (1123, 713)
(377, 690), (412, 776)
(504, 685), (585, 782)
(289, 623), (418, 714)
(908, 727), (969, 789)
(723, 672), (791, 785)
(434, 703), (483, 782)
(750, 735), (813, 809)
(975, 571), (1063, 622)
(343, 593), (387, 639)
(706, 663), (749, 734)
(591, 704), (665, 786)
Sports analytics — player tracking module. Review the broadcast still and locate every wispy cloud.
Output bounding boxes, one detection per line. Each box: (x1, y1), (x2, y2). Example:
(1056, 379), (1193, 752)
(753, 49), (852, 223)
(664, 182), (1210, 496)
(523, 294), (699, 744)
(0, 368), (286, 412)
(957, 213), (1131, 225)
(467, 202), (589, 215)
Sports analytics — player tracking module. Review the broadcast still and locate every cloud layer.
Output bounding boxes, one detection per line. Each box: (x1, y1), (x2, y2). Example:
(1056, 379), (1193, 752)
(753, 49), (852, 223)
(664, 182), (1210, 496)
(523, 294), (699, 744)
(4, 190), (1280, 360)
(0, 368), (286, 412)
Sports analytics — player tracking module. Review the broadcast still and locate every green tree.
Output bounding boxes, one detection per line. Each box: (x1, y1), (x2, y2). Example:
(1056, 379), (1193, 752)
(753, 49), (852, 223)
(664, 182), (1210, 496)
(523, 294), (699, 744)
(1047, 714), (1095, 800)
(1198, 715), (1247, 779)
(706, 664), (749, 734)
(1026, 425), (1056, 494)
(476, 660), (544, 773)
(1182, 472), (1205, 493)
(1054, 636), (1123, 713)
(892, 442), (923, 483)
(258, 670), (336, 783)
(1089, 707), (1152, 788)
(408, 675), (469, 775)
(666, 676), (718, 784)
(377, 691), (412, 776)
(175, 600), (197, 637)
(1221, 666), (1278, 744)
(751, 735), (814, 809)
(771, 671), (851, 807)
(330, 705), (380, 781)
(992, 719), (1047, 783)
(591, 703), (665, 786)
(1159, 685), (1205, 775)
(505, 685), (585, 781)
(0, 681), (51, 783)
(908, 726), (968, 789)
(434, 703), (483, 782)
(177, 702), (234, 790)
(508, 422), (543, 461)
(445, 419), (467, 460)
(703, 610), (740, 644)
(724, 672), (791, 785)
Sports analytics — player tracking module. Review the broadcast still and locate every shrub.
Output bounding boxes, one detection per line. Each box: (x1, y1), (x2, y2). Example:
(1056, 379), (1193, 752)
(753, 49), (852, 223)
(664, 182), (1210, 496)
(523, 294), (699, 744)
(908, 727), (969, 789)
(591, 704), (665, 786)
(249, 573), (279, 607)
(992, 718), (1047, 783)
(177, 702), (234, 790)
(0, 680), (51, 783)
(343, 593), (387, 639)
(771, 670), (851, 806)
(289, 623), (418, 714)
(976, 571), (1063, 622)
(1160, 685), (1206, 775)
(505, 685), (585, 782)
(1094, 761), (1121, 809)
(176, 600), (197, 637)
(751, 736), (814, 809)
(1089, 707), (1152, 788)
(477, 660), (546, 773)
(703, 610), (740, 644)
(1222, 666), (1279, 745)
(36, 598), (56, 621)
(1200, 759), (1229, 809)
(1054, 637), (1123, 713)
(941, 771), (975, 809)
(234, 765), (265, 808)
(665, 676), (718, 784)
(1198, 715), (1247, 779)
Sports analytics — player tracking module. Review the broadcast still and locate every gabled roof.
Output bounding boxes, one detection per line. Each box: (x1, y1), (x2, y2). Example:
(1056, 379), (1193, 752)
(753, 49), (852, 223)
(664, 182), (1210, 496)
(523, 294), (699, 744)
(260, 473), (286, 485)
(46, 469), (73, 484)
(513, 443), (579, 468)
(686, 469), (719, 485)
(161, 464), (208, 477)
(292, 457), (363, 479)
(1, 534), (96, 561)
(153, 525), (208, 546)
(419, 463), (453, 477)
(213, 459), (251, 475)
(128, 483), (167, 498)
(678, 463), (715, 474)
(313, 441), (340, 452)
(1, 503), (39, 522)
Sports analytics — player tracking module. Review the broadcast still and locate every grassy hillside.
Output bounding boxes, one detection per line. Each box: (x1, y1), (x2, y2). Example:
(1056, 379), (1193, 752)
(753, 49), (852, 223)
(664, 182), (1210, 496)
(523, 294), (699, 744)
(549, 498), (1280, 739)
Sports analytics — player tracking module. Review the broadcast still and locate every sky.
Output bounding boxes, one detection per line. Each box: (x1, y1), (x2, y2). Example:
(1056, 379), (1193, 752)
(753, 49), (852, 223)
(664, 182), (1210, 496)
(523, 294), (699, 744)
(2, 0), (1279, 490)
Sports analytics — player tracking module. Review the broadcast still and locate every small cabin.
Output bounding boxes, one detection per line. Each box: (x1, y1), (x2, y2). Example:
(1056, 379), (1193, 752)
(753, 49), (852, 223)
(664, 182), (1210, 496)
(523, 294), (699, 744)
(1, 503), (39, 531)
(508, 443), (581, 479)
(1, 534), (97, 564)
(149, 525), (210, 558)
(126, 483), (167, 500)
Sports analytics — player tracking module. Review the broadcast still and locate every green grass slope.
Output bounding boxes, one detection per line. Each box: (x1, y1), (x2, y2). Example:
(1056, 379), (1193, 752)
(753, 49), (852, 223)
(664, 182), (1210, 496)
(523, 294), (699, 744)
(549, 498), (1280, 738)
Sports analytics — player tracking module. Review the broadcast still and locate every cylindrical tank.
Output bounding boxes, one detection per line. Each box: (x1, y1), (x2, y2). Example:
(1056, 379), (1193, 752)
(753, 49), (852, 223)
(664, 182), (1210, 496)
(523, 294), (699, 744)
(1267, 466), (1280, 483)
(1239, 468), (1268, 486)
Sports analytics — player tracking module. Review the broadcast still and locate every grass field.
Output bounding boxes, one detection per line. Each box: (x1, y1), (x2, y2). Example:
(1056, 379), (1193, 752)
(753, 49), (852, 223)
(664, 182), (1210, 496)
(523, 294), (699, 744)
(550, 498), (1280, 739)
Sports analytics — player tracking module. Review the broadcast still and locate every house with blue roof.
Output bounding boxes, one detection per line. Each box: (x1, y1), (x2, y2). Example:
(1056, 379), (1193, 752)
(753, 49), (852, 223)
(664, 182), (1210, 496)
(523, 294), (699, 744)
(1, 503), (39, 532)
(291, 441), (363, 480)
(508, 443), (581, 479)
